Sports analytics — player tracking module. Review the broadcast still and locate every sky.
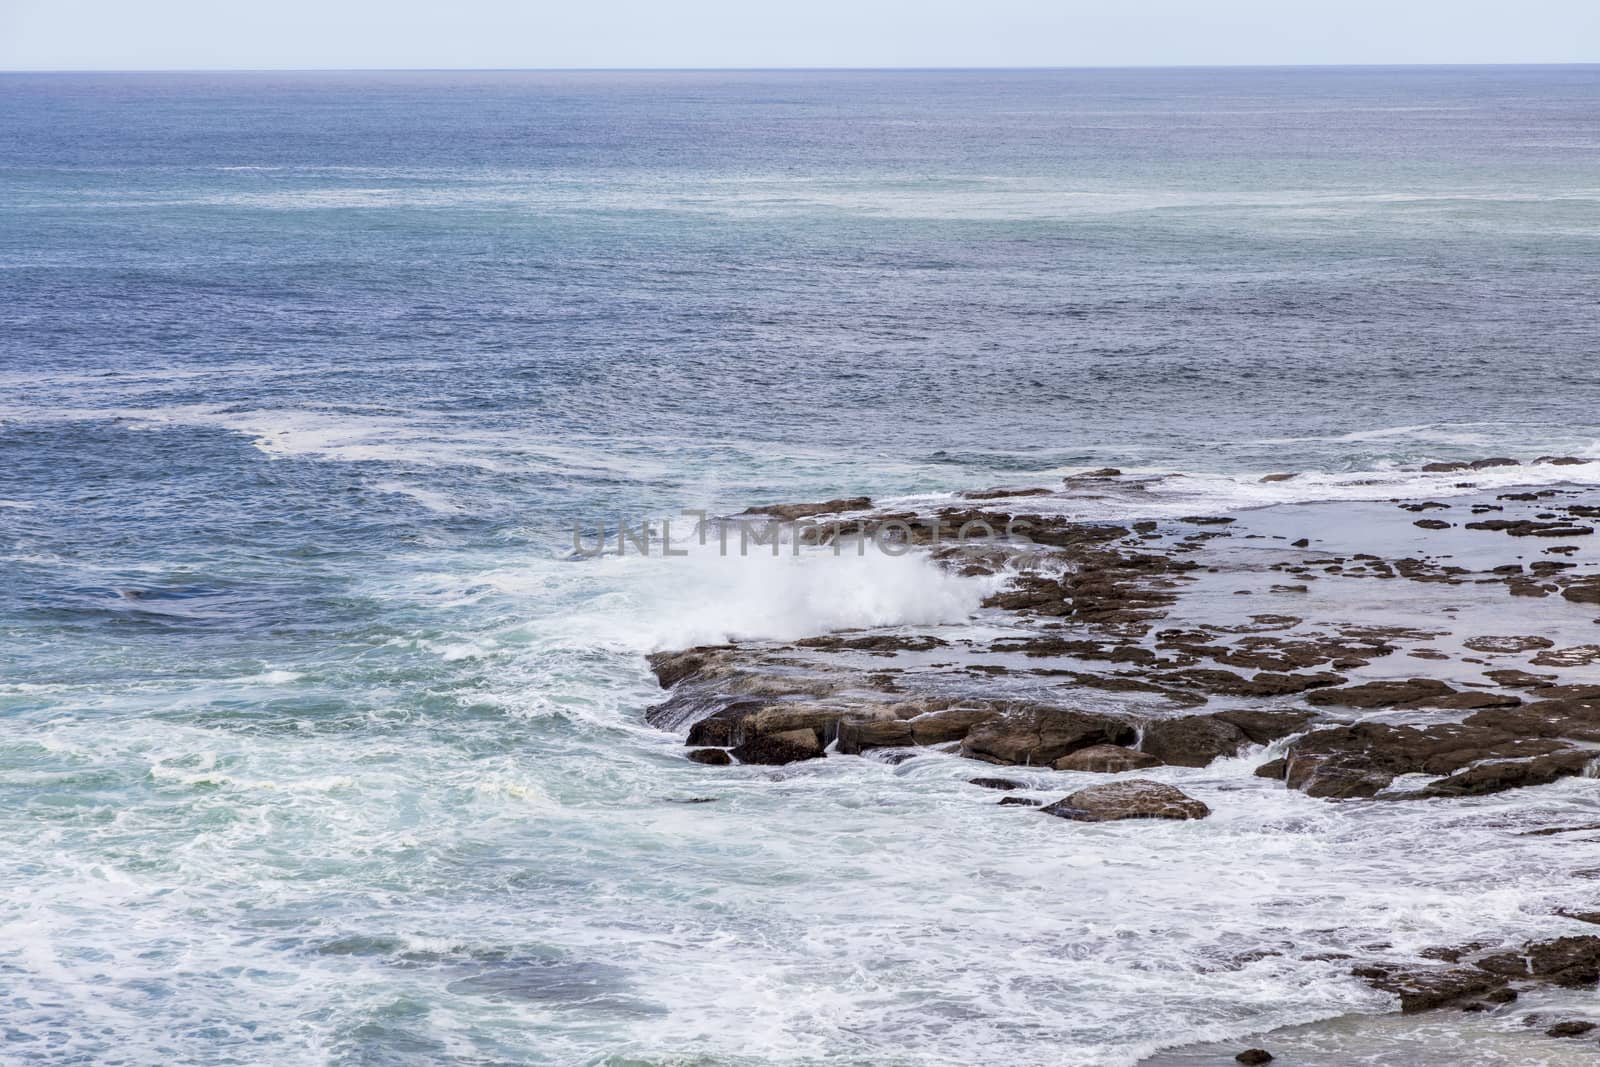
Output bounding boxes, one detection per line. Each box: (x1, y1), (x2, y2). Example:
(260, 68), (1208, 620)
(1, 0), (1597, 71)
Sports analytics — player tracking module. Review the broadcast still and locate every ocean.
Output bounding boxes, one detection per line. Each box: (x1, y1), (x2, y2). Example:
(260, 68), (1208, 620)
(1, 66), (1599, 1065)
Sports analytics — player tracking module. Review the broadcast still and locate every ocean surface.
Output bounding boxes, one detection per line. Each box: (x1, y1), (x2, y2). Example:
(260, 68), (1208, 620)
(2, 66), (1599, 1065)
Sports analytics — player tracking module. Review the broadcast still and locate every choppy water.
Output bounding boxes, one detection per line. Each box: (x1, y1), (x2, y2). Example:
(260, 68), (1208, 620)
(2, 67), (1599, 1065)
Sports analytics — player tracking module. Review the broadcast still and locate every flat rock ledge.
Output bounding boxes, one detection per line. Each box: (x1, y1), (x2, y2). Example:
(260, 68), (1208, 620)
(647, 477), (1600, 811)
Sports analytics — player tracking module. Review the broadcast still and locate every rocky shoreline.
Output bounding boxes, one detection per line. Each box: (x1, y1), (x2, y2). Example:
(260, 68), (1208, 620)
(643, 462), (1600, 1058)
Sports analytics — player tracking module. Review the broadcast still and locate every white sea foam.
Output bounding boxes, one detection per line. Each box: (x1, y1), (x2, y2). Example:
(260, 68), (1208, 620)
(374, 480), (467, 514)
(878, 454), (1600, 525)
(9, 488), (1600, 1065)
(421, 538), (996, 654)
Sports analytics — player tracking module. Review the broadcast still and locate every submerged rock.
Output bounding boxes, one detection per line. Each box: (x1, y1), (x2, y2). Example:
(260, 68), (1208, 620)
(686, 748), (732, 766)
(1040, 780), (1210, 822)
(1463, 635), (1554, 653)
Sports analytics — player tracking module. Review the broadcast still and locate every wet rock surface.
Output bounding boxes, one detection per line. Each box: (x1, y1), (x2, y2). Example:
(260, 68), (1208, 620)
(641, 469), (1600, 1056)
(1039, 779), (1210, 822)
(646, 478), (1600, 802)
(1351, 962), (1508, 1013)
(1051, 743), (1163, 773)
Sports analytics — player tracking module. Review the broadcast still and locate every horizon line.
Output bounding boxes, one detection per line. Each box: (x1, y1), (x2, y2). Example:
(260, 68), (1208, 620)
(4, 61), (1599, 75)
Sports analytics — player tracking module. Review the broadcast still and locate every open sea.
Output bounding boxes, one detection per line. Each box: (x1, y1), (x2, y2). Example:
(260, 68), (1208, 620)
(2, 66), (1599, 1065)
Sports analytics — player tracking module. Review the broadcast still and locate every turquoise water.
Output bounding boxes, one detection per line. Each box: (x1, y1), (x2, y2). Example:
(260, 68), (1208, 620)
(2, 67), (1599, 1064)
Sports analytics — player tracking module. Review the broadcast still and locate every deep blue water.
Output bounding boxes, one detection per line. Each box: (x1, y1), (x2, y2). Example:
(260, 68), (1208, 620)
(1, 67), (1599, 1065)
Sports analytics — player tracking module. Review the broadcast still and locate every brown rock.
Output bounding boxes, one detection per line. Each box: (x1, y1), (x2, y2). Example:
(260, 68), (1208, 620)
(961, 486), (1053, 500)
(960, 706), (1135, 766)
(749, 704), (852, 738)
(1139, 716), (1250, 767)
(1400, 691), (1522, 711)
(683, 702), (764, 746)
(1475, 936), (1600, 987)
(1422, 749), (1594, 797)
(1213, 709), (1317, 744)
(1161, 669), (1346, 698)
(1484, 668), (1558, 688)
(1052, 744), (1163, 773)
(1561, 577), (1600, 605)
(1532, 645), (1600, 667)
(1463, 635), (1555, 653)
(796, 633), (947, 652)
(686, 748), (732, 765)
(1352, 963), (1507, 1013)
(1306, 678), (1456, 709)
(1040, 779), (1210, 822)
(1464, 697), (1600, 742)
(1547, 1020), (1597, 1038)
(1283, 719), (1581, 799)
(836, 718), (915, 754)
(1468, 518), (1594, 537)
(647, 645), (733, 688)
(909, 706), (1001, 745)
(1556, 909), (1600, 924)
(1235, 1051), (1274, 1065)
(1254, 758), (1288, 780)
(731, 728), (824, 765)
(742, 497), (872, 521)
(969, 777), (1025, 790)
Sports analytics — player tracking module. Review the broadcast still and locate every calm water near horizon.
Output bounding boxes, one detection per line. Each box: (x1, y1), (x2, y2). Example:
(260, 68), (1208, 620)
(2, 66), (1599, 1064)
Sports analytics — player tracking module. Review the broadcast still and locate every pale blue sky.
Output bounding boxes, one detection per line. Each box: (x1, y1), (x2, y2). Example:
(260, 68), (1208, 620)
(2, 0), (1596, 71)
